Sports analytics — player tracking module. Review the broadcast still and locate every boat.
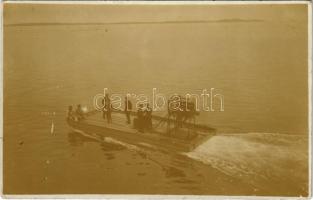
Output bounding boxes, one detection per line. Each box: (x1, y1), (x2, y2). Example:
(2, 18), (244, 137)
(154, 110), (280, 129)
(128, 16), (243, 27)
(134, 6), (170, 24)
(67, 97), (216, 152)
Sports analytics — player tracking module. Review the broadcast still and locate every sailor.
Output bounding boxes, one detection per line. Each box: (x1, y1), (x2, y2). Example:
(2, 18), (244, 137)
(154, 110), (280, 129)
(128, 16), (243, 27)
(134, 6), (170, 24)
(124, 97), (132, 124)
(102, 98), (106, 120)
(105, 94), (112, 123)
(144, 103), (152, 130)
(137, 104), (144, 132)
(75, 104), (85, 121)
(177, 100), (185, 128)
(67, 105), (75, 121)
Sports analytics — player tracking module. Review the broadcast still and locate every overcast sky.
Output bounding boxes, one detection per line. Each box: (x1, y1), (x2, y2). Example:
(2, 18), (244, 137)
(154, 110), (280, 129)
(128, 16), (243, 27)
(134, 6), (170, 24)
(4, 3), (308, 25)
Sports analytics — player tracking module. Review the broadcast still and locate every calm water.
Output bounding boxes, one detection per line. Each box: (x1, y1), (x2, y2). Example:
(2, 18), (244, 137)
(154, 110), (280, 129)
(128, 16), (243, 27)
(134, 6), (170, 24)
(4, 21), (308, 195)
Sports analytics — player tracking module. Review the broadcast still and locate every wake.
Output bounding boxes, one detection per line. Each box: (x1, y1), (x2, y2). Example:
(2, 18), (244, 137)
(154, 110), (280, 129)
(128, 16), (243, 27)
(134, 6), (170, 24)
(185, 132), (308, 185)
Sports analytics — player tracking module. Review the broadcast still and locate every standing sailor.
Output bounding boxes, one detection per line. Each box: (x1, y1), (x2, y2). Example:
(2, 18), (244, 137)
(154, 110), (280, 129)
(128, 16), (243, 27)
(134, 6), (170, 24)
(105, 94), (112, 123)
(124, 97), (132, 124)
(137, 104), (144, 133)
(102, 98), (106, 120)
(145, 103), (152, 130)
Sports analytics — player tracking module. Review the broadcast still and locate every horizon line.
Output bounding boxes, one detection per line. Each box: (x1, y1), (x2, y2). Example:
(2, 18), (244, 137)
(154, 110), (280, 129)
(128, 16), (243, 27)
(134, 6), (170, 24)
(4, 19), (264, 27)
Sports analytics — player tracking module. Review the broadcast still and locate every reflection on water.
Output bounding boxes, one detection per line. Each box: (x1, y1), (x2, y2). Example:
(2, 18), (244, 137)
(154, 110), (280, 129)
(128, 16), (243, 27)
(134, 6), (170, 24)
(164, 166), (186, 178)
(68, 130), (193, 182)
(68, 131), (126, 152)
(67, 132), (94, 146)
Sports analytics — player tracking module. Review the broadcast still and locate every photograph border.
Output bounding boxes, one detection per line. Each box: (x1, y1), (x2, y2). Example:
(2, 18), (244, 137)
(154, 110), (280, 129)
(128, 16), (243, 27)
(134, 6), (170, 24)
(0, 1), (311, 199)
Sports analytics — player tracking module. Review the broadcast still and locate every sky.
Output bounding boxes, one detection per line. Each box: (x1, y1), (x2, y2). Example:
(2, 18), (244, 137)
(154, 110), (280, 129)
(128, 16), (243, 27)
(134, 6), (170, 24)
(4, 3), (308, 25)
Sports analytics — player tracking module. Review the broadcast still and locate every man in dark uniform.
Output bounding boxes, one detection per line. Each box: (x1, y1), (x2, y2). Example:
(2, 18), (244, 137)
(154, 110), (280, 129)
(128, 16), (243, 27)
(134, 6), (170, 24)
(75, 104), (85, 121)
(137, 104), (144, 132)
(124, 97), (132, 124)
(67, 105), (75, 121)
(102, 98), (106, 120)
(105, 94), (112, 123)
(145, 103), (152, 130)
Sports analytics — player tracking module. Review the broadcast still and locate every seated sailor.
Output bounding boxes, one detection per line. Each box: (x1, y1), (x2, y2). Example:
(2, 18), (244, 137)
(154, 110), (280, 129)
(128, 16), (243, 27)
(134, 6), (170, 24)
(67, 105), (75, 121)
(75, 104), (85, 121)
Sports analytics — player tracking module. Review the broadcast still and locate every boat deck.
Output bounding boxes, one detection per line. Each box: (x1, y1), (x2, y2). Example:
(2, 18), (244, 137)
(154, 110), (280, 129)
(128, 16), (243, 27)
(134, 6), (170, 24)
(86, 112), (138, 134)
(68, 110), (215, 152)
(86, 111), (203, 139)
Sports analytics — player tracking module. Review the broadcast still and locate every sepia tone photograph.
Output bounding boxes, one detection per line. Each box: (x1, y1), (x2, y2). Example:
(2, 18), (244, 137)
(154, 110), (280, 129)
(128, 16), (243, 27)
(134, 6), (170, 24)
(2, 2), (311, 197)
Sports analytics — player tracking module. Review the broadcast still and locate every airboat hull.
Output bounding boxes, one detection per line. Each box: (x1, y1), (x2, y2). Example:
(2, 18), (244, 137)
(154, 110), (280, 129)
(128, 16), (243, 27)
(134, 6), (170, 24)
(67, 111), (215, 152)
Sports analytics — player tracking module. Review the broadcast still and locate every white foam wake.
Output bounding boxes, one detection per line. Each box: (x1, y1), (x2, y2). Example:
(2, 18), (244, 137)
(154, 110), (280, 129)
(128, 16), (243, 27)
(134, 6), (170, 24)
(185, 133), (308, 184)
